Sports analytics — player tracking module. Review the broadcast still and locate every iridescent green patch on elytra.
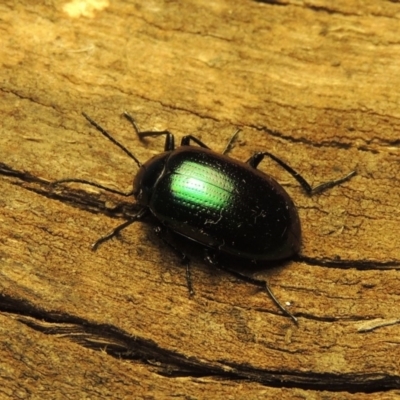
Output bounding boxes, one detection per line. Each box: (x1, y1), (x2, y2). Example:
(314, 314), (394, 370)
(170, 160), (235, 210)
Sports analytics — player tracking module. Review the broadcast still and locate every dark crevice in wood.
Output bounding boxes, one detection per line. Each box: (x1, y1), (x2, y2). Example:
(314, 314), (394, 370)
(253, 0), (362, 17)
(1, 161), (397, 271)
(0, 161), (137, 219)
(296, 255), (400, 270)
(0, 294), (398, 393)
(252, 125), (354, 150)
(253, 0), (288, 6)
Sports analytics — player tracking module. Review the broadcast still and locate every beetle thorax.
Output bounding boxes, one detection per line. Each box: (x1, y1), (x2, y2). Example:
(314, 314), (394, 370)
(133, 152), (169, 206)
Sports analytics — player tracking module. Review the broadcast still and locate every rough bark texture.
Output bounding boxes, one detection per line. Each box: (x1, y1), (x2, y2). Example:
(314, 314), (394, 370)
(1, 0), (400, 398)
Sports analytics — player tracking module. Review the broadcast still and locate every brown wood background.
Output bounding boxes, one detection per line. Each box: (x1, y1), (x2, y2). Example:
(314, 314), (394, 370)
(1, 0), (400, 398)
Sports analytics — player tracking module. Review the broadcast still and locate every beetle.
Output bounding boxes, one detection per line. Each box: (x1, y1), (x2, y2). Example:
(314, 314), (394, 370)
(54, 112), (356, 323)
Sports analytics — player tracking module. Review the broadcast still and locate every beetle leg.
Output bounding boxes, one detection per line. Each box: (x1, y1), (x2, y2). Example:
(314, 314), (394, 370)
(182, 129), (240, 153)
(123, 112), (175, 151)
(184, 260), (194, 296)
(204, 251), (298, 324)
(154, 227), (195, 296)
(181, 135), (210, 148)
(222, 129), (241, 155)
(92, 208), (148, 251)
(247, 151), (356, 195)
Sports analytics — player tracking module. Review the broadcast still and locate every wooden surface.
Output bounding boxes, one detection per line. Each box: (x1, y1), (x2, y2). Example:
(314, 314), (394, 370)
(1, 0), (400, 398)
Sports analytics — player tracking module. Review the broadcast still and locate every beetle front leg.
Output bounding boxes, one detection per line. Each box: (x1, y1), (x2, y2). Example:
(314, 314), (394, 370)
(182, 129), (241, 153)
(247, 151), (356, 195)
(123, 112), (175, 151)
(181, 135), (210, 148)
(92, 208), (149, 251)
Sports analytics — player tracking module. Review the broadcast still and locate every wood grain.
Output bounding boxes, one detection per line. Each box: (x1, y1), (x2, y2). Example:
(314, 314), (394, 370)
(1, 0), (399, 398)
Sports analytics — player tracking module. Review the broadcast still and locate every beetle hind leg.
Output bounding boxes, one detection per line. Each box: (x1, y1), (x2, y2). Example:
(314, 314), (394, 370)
(181, 135), (210, 149)
(204, 251), (298, 324)
(247, 151), (356, 195)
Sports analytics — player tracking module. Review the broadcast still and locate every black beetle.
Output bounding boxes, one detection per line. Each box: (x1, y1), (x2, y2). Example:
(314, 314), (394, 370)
(54, 112), (356, 323)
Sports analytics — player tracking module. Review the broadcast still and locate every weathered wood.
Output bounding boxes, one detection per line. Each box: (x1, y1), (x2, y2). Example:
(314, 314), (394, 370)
(1, 0), (400, 398)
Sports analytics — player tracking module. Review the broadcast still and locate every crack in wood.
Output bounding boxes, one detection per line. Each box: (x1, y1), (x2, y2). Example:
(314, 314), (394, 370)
(1, 161), (398, 271)
(0, 294), (398, 392)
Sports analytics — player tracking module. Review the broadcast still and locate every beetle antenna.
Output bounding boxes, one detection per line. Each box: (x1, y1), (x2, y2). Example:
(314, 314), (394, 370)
(82, 113), (142, 168)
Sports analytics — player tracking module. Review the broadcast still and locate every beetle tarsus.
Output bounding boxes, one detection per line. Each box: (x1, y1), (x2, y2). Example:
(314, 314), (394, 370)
(92, 219), (134, 251)
(204, 251), (298, 323)
(264, 280), (298, 324)
(309, 170), (357, 194)
(185, 261), (195, 297)
(92, 209), (148, 250)
(222, 129), (241, 155)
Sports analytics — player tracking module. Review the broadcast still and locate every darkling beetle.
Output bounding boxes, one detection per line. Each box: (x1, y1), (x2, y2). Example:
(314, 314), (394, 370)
(53, 112), (356, 323)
